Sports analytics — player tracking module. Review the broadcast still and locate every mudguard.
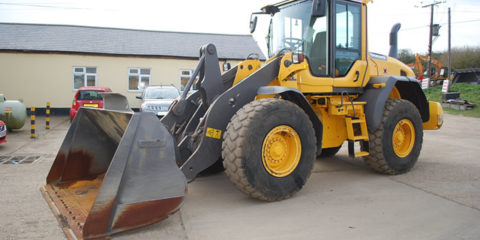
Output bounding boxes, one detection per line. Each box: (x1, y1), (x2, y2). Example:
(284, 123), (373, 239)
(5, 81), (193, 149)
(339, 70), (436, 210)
(357, 76), (430, 131)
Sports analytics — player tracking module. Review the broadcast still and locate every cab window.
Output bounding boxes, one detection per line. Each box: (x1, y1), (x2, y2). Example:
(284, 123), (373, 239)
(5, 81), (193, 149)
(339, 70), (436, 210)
(335, 2), (361, 76)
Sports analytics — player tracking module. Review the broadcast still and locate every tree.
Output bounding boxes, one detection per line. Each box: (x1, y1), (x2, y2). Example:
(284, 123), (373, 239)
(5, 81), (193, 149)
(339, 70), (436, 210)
(398, 49), (415, 64)
(397, 47), (480, 71)
(438, 46), (480, 70)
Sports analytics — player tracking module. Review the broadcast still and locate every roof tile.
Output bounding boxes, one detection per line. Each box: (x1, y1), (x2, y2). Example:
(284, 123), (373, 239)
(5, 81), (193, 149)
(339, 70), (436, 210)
(0, 23), (265, 60)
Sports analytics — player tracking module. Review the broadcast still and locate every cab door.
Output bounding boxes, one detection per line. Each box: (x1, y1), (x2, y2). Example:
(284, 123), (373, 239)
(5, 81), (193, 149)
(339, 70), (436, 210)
(332, 0), (367, 88)
(298, 0), (367, 93)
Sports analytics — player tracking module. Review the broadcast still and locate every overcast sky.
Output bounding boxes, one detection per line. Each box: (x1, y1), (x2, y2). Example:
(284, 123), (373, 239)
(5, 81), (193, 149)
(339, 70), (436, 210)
(1, 0), (479, 56)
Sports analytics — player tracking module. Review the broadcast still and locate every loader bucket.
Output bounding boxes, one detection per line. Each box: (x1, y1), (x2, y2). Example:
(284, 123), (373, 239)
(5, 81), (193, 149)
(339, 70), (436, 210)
(40, 108), (187, 240)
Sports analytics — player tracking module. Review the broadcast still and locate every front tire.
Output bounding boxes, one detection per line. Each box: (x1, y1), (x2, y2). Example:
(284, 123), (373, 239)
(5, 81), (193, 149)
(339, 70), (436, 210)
(364, 99), (423, 174)
(222, 99), (316, 201)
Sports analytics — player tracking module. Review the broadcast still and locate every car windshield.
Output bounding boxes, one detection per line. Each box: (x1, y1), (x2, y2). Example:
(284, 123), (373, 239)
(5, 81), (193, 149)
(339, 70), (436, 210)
(144, 87), (179, 100)
(78, 90), (103, 100)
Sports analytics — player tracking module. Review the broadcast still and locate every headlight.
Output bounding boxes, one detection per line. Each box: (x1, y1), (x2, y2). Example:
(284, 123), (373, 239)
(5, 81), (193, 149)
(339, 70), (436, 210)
(437, 114), (444, 127)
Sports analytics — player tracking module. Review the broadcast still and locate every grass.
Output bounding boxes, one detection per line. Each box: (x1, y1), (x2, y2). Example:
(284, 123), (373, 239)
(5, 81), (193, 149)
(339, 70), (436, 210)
(423, 83), (480, 118)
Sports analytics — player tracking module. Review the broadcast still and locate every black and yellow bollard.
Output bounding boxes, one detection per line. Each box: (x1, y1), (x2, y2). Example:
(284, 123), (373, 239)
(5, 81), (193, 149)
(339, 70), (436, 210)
(30, 106), (36, 138)
(46, 102), (50, 130)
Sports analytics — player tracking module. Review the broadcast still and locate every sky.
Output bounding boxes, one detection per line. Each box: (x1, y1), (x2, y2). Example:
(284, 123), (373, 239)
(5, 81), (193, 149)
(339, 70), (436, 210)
(1, 0), (479, 57)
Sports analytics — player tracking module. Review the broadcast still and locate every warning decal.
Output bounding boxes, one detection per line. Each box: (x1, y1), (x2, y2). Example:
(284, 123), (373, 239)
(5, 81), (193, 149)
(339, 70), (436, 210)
(206, 127), (222, 139)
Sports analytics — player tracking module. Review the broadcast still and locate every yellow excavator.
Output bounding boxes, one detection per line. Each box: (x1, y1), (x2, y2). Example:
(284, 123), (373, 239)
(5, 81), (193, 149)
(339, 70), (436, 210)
(41, 0), (444, 239)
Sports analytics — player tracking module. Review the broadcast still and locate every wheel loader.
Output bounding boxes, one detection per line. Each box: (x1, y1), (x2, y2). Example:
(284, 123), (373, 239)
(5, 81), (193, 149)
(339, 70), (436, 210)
(41, 0), (444, 239)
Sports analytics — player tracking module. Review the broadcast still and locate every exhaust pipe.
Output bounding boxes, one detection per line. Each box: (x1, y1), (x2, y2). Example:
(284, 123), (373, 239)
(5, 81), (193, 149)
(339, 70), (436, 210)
(388, 23), (401, 58)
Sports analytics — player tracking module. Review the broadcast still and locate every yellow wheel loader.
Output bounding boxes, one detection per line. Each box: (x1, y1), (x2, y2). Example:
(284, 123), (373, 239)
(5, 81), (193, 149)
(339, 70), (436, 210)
(41, 0), (444, 239)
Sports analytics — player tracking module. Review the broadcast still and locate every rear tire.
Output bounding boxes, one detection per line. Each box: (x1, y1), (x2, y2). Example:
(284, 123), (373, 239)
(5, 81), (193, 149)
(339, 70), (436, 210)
(222, 98), (316, 201)
(363, 99), (423, 174)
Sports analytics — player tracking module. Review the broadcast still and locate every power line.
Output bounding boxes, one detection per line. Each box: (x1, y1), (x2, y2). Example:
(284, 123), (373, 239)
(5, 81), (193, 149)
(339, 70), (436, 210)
(401, 25), (430, 31)
(399, 19), (480, 32)
(0, 2), (96, 11)
(451, 19), (480, 24)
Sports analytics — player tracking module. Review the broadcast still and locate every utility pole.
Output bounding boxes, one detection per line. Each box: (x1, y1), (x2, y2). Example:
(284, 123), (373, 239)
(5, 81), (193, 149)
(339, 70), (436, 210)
(422, 0), (444, 80)
(448, 7), (452, 92)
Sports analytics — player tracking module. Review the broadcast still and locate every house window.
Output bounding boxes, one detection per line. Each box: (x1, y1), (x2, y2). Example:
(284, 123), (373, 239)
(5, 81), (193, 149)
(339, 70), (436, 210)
(129, 68), (151, 91)
(180, 69), (198, 92)
(73, 67), (97, 90)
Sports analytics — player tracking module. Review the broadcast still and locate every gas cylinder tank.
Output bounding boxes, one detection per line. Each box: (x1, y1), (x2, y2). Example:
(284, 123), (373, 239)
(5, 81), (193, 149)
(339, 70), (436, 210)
(0, 94), (27, 130)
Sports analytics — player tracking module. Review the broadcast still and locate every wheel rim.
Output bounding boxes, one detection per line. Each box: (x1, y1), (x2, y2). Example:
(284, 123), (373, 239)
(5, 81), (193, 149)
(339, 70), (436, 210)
(392, 119), (415, 158)
(262, 125), (301, 177)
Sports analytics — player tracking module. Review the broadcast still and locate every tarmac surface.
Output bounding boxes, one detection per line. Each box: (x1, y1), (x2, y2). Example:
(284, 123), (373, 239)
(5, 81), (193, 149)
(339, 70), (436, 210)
(0, 113), (479, 240)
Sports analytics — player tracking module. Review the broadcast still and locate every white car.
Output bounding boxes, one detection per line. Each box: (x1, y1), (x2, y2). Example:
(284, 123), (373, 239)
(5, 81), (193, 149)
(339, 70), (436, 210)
(137, 86), (180, 117)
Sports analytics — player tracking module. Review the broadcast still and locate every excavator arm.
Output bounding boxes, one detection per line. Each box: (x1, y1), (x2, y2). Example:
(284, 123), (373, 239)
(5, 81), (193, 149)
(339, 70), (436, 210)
(162, 44), (281, 180)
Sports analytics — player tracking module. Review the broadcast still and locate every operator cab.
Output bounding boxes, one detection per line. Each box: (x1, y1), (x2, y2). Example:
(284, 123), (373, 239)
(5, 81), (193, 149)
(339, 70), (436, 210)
(252, 0), (364, 79)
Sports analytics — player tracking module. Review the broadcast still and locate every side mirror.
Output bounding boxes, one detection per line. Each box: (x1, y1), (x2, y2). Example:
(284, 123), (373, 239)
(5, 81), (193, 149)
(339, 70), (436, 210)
(136, 94), (142, 99)
(250, 15), (258, 33)
(312, 0), (326, 17)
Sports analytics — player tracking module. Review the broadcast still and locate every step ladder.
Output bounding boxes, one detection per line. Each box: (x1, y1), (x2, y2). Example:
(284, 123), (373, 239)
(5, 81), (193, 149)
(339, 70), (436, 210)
(345, 114), (369, 158)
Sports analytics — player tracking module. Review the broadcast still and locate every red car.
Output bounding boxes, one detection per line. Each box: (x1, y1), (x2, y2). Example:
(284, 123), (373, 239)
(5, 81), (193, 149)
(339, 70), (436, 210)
(0, 120), (6, 144)
(70, 86), (111, 121)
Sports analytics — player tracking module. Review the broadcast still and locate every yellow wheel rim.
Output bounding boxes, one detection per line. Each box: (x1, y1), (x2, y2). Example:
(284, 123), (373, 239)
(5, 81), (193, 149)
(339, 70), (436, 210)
(392, 119), (415, 158)
(262, 125), (301, 177)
